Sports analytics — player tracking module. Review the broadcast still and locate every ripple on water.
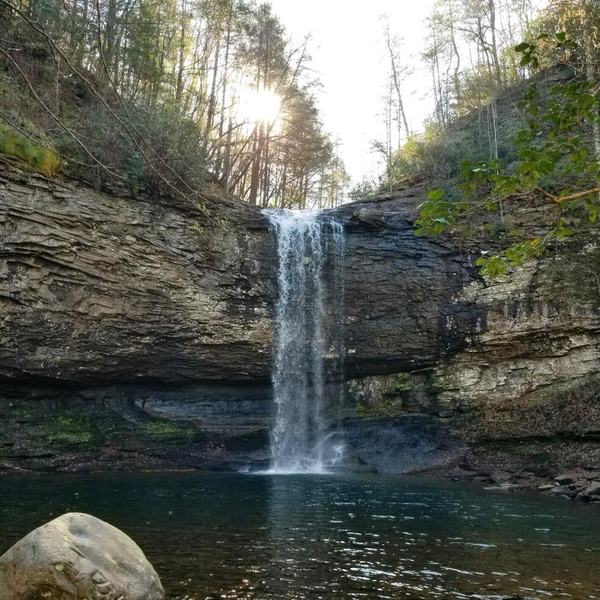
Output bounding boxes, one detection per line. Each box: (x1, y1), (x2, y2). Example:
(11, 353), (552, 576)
(0, 473), (599, 599)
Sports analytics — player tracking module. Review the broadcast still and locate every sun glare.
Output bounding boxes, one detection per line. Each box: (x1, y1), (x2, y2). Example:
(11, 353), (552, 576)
(240, 87), (282, 125)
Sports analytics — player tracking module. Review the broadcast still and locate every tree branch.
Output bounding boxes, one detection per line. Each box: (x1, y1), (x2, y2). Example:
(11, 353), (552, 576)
(0, 46), (126, 180)
(1, 0), (217, 213)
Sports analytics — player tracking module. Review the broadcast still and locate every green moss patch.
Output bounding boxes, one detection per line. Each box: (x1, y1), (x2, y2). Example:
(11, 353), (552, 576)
(138, 419), (198, 441)
(45, 414), (101, 446)
(0, 124), (60, 177)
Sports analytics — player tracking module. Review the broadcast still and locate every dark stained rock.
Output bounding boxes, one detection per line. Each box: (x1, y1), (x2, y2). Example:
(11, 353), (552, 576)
(340, 415), (467, 475)
(554, 473), (578, 485)
(333, 201), (485, 377)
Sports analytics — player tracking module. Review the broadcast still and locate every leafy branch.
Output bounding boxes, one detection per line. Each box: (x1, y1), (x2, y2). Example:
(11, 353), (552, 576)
(415, 32), (600, 277)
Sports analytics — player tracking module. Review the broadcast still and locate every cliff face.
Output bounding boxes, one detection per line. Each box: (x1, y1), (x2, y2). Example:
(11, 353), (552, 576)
(1, 157), (599, 478)
(337, 200), (485, 377)
(340, 206), (600, 478)
(0, 159), (274, 384)
(0, 160), (479, 386)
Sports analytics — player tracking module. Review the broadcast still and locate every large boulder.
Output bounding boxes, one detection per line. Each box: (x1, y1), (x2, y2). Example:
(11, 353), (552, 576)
(0, 512), (164, 600)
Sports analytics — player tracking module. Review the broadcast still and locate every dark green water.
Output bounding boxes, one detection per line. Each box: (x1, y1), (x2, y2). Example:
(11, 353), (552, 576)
(1, 473), (599, 600)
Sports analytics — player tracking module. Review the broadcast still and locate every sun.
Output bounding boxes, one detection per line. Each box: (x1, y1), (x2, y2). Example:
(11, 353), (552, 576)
(240, 87), (282, 125)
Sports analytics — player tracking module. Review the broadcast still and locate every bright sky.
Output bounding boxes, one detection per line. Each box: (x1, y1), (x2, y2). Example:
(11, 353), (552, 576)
(268, 0), (437, 185)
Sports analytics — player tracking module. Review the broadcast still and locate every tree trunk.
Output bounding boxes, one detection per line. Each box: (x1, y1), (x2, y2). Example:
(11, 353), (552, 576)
(175, 0), (188, 106)
(248, 125), (262, 206)
(384, 24), (410, 145)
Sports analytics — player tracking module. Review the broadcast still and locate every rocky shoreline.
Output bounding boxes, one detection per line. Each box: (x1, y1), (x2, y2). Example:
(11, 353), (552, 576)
(446, 468), (600, 502)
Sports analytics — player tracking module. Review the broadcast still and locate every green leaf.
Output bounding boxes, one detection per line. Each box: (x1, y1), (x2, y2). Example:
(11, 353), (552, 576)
(427, 189), (445, 201)
(476, 255), (507, 278)
(520, 54), (532, 67)
(514, 42), (531, 53)
(556, 227), (574, 238)
(554, 31), (567, 42)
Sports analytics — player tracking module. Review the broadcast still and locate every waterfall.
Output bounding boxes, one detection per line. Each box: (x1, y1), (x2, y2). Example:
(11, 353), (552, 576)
(265, 209), (345, 474)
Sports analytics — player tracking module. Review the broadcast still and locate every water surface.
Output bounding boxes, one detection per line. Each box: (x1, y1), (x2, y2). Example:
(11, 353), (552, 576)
(1, 473), (599, 599)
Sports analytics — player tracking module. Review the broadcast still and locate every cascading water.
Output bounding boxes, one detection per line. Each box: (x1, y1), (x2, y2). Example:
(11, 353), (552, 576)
(265, 210), (345, 474)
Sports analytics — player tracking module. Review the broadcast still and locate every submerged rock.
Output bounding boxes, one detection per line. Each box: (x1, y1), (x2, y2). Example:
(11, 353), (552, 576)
(483, 483), (524, 492)
(0, 512), (164, 600)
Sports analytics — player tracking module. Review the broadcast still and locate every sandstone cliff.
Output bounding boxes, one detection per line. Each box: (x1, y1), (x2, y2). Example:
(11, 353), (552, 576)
(1, 156), (599, 482)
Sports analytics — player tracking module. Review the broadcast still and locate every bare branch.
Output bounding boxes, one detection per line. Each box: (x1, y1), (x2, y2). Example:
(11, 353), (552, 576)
(0, 46), (126, 180)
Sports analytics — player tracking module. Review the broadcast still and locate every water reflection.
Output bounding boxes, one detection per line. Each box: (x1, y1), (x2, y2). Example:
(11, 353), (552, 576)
(0, 473), (599, 599)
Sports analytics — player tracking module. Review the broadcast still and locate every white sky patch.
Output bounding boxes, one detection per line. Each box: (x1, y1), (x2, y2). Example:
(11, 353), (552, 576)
(268, 0), (438, 184)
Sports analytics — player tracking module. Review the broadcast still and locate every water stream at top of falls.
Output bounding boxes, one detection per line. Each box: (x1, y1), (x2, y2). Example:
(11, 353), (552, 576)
(264, 209), (346, 474)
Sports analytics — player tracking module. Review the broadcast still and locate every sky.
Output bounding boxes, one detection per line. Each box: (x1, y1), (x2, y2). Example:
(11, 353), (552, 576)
(267, 0), (438, 185)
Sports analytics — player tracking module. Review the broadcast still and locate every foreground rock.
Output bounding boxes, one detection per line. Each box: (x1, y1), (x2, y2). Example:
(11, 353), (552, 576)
(0, 512), (164, 600)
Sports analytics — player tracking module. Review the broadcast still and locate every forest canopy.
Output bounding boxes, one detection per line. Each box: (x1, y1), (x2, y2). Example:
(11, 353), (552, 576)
(0, 0), (349, 210)
(1, 0), (599, 241)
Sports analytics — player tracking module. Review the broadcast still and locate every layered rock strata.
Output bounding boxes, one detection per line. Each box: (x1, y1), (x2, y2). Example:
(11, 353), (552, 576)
(1, 157), (599, 480)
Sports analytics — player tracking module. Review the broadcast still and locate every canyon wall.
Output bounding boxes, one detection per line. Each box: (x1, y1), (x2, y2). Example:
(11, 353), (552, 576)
(1, 157), (599, 478)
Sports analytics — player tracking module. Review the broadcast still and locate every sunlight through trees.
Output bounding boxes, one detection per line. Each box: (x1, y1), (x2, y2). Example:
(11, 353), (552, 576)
(0, 0), (349, 209)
